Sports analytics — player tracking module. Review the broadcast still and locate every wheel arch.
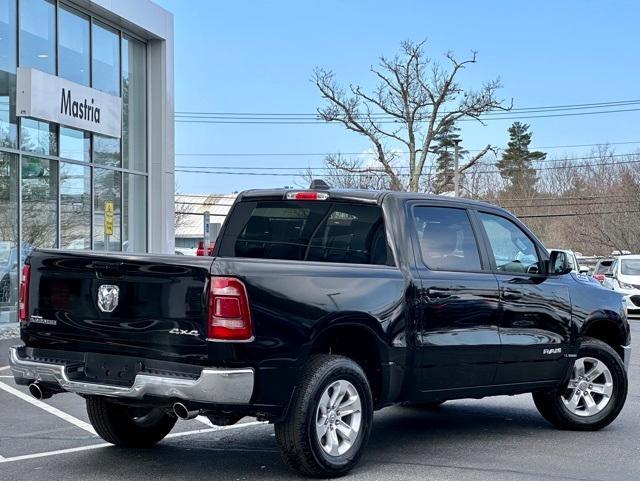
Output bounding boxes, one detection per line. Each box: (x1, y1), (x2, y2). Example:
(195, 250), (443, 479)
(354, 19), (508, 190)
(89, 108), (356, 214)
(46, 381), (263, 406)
(308, 314), (394, 408)
(580, 314), (628, 358)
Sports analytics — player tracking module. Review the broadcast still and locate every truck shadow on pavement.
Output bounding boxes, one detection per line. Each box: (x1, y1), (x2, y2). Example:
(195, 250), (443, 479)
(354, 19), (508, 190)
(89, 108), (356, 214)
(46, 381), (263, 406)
(6, 400), (565, 481)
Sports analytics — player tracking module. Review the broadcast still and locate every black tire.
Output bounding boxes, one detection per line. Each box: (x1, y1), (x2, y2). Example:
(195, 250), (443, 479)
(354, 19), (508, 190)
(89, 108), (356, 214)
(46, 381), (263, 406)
(401, 401), (446, 410)
(86, 396), (177, 447)
(275, 354), (373, 478)
(532, 338), (627, 431)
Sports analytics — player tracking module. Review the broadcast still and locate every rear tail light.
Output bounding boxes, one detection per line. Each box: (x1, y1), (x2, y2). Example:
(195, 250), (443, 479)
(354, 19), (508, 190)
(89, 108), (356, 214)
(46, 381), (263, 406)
(19, 264), (31, 323)
(208, 277), (253, 341)
(286, 191), (329, 201)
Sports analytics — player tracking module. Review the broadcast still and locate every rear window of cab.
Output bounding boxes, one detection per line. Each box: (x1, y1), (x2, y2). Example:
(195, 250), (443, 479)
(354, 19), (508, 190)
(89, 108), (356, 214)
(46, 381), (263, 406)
(217, 201), (393, 266)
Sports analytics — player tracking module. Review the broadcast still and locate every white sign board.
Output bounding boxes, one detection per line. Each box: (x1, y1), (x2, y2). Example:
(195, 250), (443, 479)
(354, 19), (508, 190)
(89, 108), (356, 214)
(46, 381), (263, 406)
(16, 68), (122, 138)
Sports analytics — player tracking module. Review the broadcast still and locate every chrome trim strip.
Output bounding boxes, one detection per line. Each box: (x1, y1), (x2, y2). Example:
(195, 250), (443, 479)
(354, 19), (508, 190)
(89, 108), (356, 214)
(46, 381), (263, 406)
(621, 344), (631, 371)
(8, 347), (254, 404)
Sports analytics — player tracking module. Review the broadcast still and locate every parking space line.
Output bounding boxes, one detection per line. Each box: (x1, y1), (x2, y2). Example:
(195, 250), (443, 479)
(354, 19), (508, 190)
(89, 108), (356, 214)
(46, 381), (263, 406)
(196, 415), (214, 427)
(0, 421), (265, 464)
(0, 381), (97, 435)
(0, 366), (10, 371)
(0, 375), (14, 378)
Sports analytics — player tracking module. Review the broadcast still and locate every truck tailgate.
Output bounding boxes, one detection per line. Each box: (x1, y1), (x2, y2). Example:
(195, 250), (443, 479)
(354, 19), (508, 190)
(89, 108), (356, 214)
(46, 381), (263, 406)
(22, 250), (213, 364)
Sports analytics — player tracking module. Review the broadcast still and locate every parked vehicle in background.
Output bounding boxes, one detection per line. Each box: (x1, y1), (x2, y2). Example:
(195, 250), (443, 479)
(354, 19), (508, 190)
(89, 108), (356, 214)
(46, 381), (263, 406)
(0, 246), (29, 305)
(10, 187), (631, 477)
(196, 240), (214, 256)
(592, 258), (615, 284)
(548, 249), (589, 275)
(603, 255), (640, 319)
(174, 248), (197, 256)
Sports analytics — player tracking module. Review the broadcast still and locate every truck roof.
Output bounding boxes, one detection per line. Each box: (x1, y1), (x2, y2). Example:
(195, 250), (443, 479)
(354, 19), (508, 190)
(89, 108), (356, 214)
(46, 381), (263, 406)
(237, 188), (510, 214)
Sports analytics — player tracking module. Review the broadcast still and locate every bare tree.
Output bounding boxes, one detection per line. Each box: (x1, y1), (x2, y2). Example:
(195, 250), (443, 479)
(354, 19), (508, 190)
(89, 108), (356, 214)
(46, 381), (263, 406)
(300, 154), (392, 190)
(313, 40), (508, 192)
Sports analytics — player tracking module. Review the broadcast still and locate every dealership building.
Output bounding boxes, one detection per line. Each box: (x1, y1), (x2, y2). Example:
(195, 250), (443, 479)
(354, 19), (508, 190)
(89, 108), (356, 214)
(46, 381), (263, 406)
(0, 0), (175, 322)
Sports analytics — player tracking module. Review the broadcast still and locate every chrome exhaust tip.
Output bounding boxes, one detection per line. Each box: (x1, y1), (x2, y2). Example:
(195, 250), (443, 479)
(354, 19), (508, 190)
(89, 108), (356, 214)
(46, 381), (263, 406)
(28, 382), (52, 400)
(173, 402), (200, 420)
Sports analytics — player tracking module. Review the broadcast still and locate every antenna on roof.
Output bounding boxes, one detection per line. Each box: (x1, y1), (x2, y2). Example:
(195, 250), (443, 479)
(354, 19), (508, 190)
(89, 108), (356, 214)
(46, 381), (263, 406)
(309, 179), (331, 190)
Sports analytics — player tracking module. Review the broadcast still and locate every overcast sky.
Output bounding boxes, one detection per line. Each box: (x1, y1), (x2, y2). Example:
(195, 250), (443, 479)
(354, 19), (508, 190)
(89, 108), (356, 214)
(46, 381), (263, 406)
(155, 0), (640, 194)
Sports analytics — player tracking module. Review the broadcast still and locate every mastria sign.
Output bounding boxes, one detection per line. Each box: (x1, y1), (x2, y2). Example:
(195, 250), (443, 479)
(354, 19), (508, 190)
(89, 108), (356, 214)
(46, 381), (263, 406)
(16, 68), (122, 138)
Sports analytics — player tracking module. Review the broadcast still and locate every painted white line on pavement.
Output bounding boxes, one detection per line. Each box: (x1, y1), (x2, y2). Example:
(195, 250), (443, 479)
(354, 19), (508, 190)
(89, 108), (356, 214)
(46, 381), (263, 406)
(0, 454), (5, 461)
(0, 366), (11, 371)
(196, 415), (214, 427)
(0, 381), (97, 435)
(0, 375), (14, 378)
(0, 421), (266, 464)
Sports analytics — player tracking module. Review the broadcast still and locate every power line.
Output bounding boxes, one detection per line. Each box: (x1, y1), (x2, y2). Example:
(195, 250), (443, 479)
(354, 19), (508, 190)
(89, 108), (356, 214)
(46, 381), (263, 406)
(175, 158), (640, 176)
(175, 153), (640, 171)
(175, 99), (640, 119)
(175, 107), (640, 125)
(175, 140), (640, 158)
(501, 199), (639, 209)
(519, 209), (640, 219)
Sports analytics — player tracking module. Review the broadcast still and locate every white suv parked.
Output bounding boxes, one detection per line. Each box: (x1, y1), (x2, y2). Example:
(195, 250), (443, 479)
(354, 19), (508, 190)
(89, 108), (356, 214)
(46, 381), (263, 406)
(603, 255), (640, 319)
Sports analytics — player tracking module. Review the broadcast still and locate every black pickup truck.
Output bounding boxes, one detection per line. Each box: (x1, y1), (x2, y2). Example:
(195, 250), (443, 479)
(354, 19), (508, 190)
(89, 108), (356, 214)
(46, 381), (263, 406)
(10, 187), (630, 477)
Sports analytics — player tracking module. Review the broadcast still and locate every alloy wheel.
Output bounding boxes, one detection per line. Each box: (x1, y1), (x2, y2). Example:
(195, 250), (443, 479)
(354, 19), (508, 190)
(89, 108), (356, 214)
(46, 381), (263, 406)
(562, 356), (614, 417)
(315, 379), (362, 456)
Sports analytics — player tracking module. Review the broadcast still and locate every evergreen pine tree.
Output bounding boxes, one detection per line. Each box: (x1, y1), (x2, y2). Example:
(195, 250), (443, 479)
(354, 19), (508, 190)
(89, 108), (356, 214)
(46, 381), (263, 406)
(433, 119), (467, 194)
(496, 122), (546, 191)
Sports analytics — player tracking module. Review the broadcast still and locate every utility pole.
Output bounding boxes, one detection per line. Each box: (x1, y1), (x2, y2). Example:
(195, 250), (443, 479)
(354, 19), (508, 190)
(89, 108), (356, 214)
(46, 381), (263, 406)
(453, 139), (461, 197)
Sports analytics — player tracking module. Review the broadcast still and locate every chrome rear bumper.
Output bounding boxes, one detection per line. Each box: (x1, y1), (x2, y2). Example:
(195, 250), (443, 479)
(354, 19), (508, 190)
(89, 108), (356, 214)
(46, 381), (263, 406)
(9, 347), (254, 404)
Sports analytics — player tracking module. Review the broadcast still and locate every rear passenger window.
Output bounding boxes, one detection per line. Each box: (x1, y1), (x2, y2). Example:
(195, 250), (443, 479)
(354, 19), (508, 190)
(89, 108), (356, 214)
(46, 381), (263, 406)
(220, 201), (391, 265)
(307, 204), (388, 265)
(413, 206), (482, 271)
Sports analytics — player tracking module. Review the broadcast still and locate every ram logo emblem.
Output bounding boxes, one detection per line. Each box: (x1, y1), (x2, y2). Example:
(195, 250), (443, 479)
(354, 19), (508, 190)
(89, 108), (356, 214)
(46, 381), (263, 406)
(543, 347), (562, 355)
(97, 285), (119, 313)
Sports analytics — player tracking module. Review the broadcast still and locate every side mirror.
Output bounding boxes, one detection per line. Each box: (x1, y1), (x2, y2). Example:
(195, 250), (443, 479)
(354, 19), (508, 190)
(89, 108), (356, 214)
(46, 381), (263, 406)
(579, 266), (589, 275)
(604, 271), (614, 278)
(549, 250), (572, 275)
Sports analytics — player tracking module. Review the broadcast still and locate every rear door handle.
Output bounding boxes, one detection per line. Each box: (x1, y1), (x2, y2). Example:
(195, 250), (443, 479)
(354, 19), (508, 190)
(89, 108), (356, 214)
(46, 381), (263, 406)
(502, 288), (523, 300)
(426, 288), (452, 299)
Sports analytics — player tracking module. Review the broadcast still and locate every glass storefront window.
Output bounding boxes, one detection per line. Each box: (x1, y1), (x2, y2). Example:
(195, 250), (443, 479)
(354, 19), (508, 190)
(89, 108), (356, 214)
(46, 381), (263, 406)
(60, 162), (91, 250)
(93, 133), (120, 167)
(0, 152), (18, 322)
(19, 0), (55, 75)
(60, 126), (90, 162)
(122, 36), (146, 172)
(0, 0), (17, 148)
(92, 21), (119, 96)
(94, 167), (121, 251)
(21, 155), (57, 249)
(20, 117), (57, 155)
(123, 173), (146, 252)
(58, 4), (89, 86)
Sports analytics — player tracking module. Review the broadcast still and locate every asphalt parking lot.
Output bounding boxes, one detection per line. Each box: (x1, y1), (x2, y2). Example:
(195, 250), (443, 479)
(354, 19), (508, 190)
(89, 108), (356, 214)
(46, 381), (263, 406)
(0, 326), (637, 481)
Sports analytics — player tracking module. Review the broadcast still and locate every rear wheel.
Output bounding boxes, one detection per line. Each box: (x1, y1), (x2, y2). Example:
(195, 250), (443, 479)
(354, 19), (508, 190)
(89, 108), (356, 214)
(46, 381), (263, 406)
(86, 396), (176, 447)
(532, 338), (627, 431)
(275, 355), (373, 477)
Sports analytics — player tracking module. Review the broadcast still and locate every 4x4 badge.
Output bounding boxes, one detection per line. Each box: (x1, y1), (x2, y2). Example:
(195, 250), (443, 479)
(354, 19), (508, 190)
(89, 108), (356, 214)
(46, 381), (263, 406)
(169, 328), (199, 336)
(97, 285), (119, 313)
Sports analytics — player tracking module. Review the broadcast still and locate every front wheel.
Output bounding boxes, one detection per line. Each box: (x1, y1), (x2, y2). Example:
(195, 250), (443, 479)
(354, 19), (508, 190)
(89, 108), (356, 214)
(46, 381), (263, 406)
(532, 338), (628, 431)
(86, 396), (177, 447)
(275, 355), (373, 477)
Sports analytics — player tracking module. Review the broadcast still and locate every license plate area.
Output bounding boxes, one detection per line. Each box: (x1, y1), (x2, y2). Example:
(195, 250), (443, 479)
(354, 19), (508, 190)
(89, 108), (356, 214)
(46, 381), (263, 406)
(83, 353), (140, 386)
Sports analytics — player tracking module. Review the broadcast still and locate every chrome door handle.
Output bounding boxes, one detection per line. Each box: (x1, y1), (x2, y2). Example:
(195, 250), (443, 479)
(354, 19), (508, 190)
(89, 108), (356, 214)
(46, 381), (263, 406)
(426, 288), (452, 299)
(502, 288), (523, 300)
